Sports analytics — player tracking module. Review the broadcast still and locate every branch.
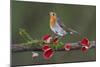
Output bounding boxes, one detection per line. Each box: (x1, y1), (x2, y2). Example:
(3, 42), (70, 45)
(11, 41), (95, 52)
(13, 28), (95, 52)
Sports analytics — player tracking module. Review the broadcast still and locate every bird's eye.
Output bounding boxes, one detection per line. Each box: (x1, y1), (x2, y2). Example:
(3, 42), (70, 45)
(52, 13), (55, 16)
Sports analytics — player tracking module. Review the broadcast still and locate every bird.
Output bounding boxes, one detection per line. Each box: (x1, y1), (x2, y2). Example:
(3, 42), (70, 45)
(49, 12), (79, 38)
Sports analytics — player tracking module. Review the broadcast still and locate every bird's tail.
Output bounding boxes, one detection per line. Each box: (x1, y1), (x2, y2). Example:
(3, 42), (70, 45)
(67, 28), (80, 35)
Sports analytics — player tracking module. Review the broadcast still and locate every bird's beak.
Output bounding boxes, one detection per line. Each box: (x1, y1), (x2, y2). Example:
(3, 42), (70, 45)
(48, 13), (50, 16)
(49, 12), (51, 16)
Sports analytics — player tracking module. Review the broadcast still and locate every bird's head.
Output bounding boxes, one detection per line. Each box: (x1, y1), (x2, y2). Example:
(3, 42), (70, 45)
(49, 12), (56, 17)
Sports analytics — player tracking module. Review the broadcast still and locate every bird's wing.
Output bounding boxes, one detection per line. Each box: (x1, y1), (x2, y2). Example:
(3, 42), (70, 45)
(57, 17), (66, 28)
(57, 17), (79, 34)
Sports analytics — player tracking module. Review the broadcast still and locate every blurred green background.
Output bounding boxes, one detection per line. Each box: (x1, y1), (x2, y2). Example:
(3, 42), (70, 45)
(11, 1), (96, 44)
(11, 1), (96, 66)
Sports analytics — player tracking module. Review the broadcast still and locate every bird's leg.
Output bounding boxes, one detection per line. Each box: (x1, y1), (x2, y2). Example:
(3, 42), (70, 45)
(51, 33), (58, 42)
(57, 33), (66, 40)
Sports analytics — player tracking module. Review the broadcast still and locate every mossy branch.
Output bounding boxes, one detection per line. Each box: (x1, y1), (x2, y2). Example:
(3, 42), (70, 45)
(11, 28), (96, 52)
(12, 41), (95, 52)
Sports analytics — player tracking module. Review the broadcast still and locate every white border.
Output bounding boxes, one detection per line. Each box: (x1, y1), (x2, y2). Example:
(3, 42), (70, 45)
(0, 0), (97, 67)
(0, 0), (10, 67)
(18, 0), (96, 5)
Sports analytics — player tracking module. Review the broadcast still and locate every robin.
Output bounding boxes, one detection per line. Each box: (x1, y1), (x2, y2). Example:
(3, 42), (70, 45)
(49, 12), (79, 38)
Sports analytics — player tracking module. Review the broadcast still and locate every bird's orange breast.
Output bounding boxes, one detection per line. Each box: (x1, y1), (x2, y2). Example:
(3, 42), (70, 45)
(50, 16), (56, 28)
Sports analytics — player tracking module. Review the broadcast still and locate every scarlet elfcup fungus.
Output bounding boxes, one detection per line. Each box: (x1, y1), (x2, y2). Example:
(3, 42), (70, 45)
(81, 46), (89, 53)
(42, 34), (52, 43)
(43, 48), (54, 59)
(64, 43), (71, 51)
(80, 37), (90, 52)
(80, 37), (90, 47)
(42, 44), (50, 51)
